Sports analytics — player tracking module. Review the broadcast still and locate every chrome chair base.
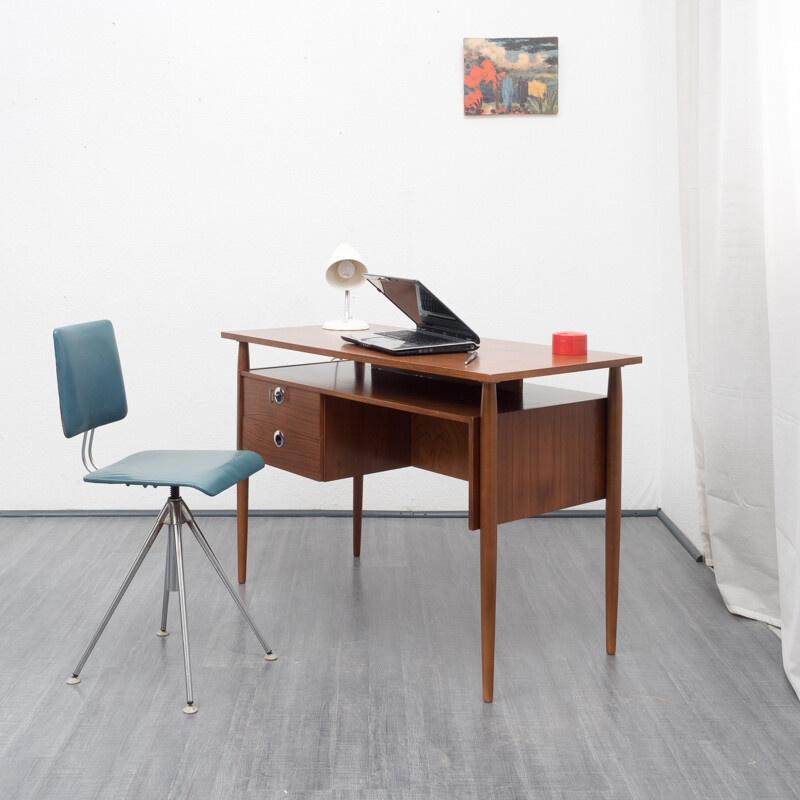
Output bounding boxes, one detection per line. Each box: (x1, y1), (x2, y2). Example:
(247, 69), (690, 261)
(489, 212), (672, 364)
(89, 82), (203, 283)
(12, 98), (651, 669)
(67, 488), (276, 713)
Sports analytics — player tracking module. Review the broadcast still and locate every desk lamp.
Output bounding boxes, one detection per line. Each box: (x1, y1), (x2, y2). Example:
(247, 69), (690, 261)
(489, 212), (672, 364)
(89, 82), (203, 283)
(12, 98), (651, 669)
(322, 243), (369, 331)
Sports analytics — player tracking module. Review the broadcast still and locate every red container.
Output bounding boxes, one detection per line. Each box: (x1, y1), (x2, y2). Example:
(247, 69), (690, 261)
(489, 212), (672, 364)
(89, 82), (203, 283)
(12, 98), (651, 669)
(552, 331), (587, 355)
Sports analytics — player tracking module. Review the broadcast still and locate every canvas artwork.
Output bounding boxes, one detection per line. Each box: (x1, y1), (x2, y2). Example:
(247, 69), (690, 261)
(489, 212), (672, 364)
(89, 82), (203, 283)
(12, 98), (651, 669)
(464, 37), (559, 116)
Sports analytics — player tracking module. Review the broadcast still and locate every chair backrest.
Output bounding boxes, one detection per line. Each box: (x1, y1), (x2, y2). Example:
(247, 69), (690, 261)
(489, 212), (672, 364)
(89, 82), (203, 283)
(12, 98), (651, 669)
(53, 320), (128, 438)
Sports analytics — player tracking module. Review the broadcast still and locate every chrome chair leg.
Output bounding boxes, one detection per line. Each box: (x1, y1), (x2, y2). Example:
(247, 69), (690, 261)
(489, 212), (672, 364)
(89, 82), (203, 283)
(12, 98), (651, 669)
(168, 499), (197, 715)
(157, 528), (177, 637)
(67, 491), (274, 714)
(180, 499), (277, 661)
(67, 503), (170, 685)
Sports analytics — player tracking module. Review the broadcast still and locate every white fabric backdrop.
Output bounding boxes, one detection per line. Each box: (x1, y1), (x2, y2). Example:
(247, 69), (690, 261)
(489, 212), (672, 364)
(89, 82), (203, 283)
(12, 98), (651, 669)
(760, 2), (800, 699)
(676, 0), (800, 695)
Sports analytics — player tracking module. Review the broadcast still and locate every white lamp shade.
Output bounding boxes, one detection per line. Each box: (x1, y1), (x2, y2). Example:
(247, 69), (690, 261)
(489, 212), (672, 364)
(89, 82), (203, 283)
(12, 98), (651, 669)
(322, 243), (369, 330)
(325, 243), (367, 288)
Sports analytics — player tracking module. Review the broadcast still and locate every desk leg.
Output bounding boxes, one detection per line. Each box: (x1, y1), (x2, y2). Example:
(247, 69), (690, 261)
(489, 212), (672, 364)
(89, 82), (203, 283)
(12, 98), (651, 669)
(479, 383), (499, 702)
(605, 367), (623, 654)
(237, 479), (249, 584)
(353, 475), (363, 557)
(237, 342), (250, 585)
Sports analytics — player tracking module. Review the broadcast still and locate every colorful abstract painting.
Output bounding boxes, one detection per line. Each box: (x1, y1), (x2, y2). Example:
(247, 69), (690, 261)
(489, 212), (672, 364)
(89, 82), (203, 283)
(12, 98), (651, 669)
(464, 37), (559, 116)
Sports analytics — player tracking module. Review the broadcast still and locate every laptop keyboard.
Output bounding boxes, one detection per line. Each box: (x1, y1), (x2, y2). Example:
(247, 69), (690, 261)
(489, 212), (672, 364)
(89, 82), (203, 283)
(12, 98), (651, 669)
(418, 285), (451, 316)
(381, 330), (448, 346)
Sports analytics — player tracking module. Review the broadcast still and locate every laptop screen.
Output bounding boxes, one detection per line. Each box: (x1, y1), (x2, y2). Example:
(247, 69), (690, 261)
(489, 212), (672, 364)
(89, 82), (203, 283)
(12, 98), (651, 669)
(366, 276), (421, 324)
(363, 275), (480, 342)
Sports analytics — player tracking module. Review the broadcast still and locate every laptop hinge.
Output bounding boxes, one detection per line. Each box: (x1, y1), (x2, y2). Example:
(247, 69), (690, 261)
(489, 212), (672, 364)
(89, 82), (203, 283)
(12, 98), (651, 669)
(419, 324), (475, 342)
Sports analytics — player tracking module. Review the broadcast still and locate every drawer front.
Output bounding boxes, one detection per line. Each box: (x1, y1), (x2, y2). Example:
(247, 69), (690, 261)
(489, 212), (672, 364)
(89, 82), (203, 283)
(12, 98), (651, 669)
(241, 377), (323, 480)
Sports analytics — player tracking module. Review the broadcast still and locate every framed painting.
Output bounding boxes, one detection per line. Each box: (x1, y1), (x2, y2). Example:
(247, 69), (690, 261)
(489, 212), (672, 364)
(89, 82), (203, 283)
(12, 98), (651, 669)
(464, 37), (559, 116)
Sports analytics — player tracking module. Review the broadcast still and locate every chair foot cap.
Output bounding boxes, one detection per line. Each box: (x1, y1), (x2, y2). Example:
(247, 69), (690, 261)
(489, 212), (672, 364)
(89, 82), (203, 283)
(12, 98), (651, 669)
(66, 676), (81, 685)
(156, 629), (170, 637)
(264, 652), (278, 661)
(183, 704), (198, 715)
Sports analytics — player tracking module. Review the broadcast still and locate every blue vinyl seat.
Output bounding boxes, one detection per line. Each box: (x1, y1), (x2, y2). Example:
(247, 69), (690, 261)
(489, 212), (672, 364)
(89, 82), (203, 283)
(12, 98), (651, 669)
(53, 319), (276, 714)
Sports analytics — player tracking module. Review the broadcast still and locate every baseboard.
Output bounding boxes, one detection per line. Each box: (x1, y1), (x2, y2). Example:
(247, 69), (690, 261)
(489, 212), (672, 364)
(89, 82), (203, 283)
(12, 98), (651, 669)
(0, 507), (659, 519)
(656, 508), (704, 562)
(0, 506), (702, 562)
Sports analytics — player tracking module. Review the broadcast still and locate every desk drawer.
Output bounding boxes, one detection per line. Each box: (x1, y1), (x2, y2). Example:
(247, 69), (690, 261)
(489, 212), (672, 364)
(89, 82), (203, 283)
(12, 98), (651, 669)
(241, 377), (323, 480)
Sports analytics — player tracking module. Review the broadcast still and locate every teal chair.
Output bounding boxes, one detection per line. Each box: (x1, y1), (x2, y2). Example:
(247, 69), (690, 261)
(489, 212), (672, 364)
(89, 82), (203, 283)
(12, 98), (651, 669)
(53, 320), (276, 714)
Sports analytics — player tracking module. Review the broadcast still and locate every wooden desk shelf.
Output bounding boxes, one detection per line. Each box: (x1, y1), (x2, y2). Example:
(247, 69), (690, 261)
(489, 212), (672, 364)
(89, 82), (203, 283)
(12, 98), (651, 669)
(241, 360), (607, 529)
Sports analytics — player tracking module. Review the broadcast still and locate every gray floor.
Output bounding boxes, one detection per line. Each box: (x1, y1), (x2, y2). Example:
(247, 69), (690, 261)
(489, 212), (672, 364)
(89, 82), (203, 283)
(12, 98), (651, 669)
(0, 513), (798, 799)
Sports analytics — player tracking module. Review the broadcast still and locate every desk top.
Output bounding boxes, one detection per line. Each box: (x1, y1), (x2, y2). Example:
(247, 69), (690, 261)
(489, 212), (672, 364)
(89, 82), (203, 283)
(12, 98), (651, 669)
(222, 325), (642, 383)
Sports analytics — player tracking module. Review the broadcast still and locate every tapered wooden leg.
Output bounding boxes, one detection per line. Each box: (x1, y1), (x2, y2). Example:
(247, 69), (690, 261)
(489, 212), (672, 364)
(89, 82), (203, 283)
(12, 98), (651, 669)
(236, 341), (250, 585)
(237, 478), (249, 584)
(605, 367), (623, 654)
(479, 383), (499, 702)
(353, 474), (363, 557)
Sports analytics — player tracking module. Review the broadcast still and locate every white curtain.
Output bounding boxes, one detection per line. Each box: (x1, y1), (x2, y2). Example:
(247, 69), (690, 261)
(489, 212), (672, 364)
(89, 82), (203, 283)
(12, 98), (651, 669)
(676, 0), (800, 695)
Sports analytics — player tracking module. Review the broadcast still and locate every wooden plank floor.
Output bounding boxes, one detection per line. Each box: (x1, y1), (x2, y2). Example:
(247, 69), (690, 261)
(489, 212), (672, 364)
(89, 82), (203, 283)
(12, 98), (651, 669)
(0, 514), (798, 799)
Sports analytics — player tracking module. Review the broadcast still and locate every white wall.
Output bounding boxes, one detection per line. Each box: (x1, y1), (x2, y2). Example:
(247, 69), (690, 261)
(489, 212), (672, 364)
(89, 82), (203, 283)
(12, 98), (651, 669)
(653, 0), (702, 544)
(0, 0), (700, 543)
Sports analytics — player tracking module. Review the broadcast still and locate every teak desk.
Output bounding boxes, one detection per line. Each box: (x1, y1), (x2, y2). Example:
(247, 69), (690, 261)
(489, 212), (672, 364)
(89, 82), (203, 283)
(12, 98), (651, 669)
(221, 325), (642, 702)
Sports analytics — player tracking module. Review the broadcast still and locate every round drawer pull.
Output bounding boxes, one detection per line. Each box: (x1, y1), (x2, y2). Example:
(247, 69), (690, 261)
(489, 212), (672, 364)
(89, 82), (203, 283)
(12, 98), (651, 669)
(273, 430), (285, 448)
(272, 386), (285, 404)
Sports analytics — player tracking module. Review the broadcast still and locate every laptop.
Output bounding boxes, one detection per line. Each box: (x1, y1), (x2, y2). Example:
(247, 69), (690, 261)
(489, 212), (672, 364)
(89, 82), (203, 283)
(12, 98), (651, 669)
(341, 274), (480, 355)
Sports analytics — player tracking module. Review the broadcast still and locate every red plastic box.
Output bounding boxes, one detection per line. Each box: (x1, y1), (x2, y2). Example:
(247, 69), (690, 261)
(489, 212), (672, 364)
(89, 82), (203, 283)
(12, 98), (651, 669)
(552, 331), (587, 355)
